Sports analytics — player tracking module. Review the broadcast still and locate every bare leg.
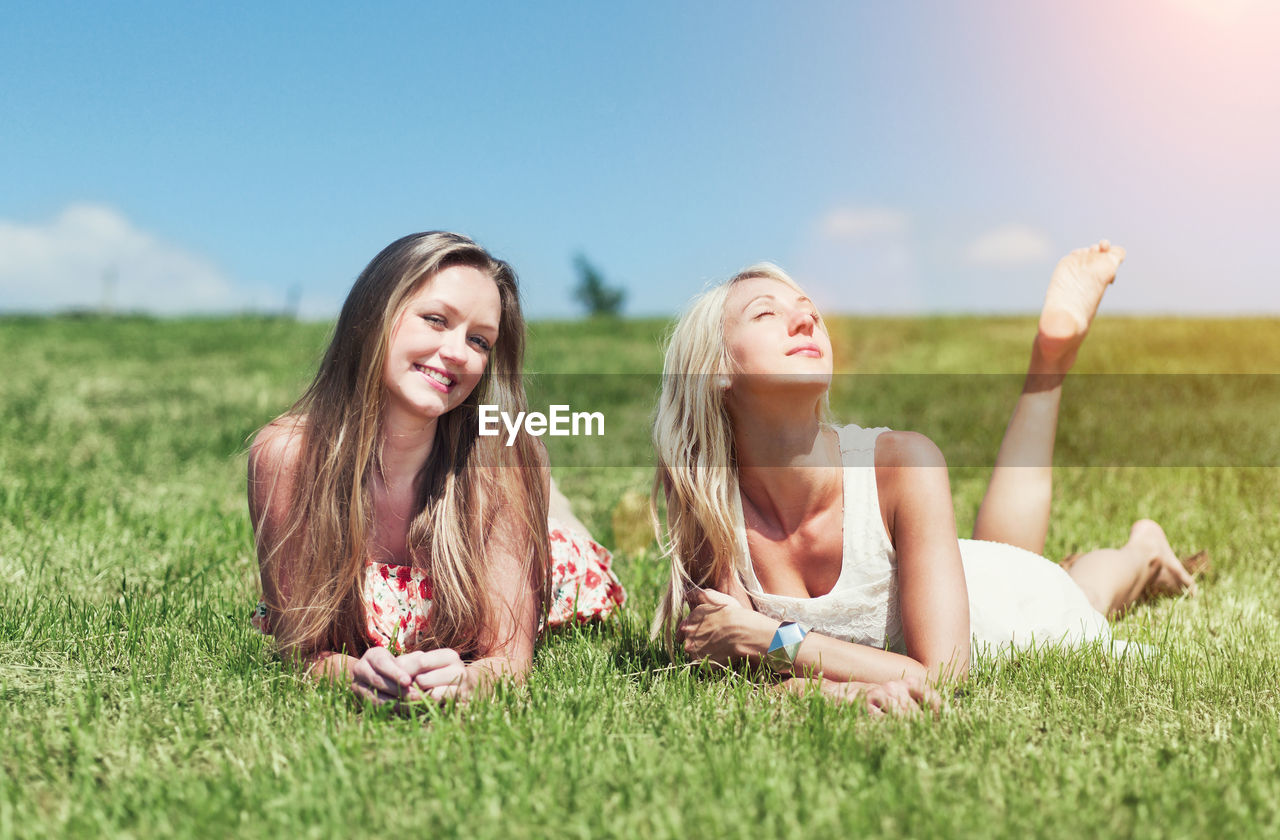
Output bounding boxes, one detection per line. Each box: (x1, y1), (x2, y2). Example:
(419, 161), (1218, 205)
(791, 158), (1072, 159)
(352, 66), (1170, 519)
(972, 242), (1126, 553)
(549, 477), (593, 538)
(970, 346), (1066, 554)
(1064, 519), (1197, 617)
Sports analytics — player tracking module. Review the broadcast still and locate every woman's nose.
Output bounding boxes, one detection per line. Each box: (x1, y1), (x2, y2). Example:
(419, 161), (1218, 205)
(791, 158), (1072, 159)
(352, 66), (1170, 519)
(439, 329), (468, 362)
(788, 308), (816, 335)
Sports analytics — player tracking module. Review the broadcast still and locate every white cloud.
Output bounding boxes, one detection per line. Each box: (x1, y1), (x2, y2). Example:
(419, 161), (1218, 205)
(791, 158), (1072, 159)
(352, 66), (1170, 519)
(0, 203), (241, 314)
(965, 224), (1054, 267)
(793, 205), (920, 312)
(818, 207), (910, 240)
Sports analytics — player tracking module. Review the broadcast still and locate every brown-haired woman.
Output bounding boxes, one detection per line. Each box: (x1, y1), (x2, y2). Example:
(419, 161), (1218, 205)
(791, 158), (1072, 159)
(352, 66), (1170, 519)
(249, 232), (623, 706)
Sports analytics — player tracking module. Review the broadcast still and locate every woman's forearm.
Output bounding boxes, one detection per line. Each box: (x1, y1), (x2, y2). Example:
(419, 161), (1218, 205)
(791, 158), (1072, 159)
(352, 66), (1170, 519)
(463, 654), (529, 698)
(781, 674), (942, 716)
(302, 650), (357, 683)
(733, 614), (928, 684)
(780, 675), (877, 698)
(790, 633), (929, 685)
(683, 592), (932, 685)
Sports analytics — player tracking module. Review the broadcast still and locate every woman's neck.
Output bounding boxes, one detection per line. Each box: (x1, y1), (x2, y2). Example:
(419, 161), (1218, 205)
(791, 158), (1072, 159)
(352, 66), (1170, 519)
(730, 394), (840, 533)
(377, 407), (438, 493)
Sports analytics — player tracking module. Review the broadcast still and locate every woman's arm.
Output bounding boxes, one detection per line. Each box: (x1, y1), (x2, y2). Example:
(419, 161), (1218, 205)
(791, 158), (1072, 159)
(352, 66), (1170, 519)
(874, 431), (971, 683)
(408, 527), (540, 705)
(679, 588), (928, 685)
(396, 454), (549, 704)
(780, 675), (941, 716)
(250, 421), (430, 705)
(247, 419), (304, 631)
(679, 431), (970, 686)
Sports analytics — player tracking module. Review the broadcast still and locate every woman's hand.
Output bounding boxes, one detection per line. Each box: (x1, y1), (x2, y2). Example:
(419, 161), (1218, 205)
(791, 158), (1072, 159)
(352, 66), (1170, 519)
(347, 647), (426, 706)
(333, 647), (482, 708)
(785, 676), (941, 717)
(678, 588), (776, 665)
(396, 648), (477, 705)
(832, 678), (941, 717)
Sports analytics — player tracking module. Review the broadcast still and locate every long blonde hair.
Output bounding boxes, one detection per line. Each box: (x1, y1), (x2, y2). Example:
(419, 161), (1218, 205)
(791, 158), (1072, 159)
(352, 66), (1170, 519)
(255, 232), (550, 658)
(650, 263), (828, 649)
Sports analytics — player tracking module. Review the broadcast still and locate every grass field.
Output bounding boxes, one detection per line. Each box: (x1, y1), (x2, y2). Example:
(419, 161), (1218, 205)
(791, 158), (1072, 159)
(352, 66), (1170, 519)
(2, 313), (1279, 839)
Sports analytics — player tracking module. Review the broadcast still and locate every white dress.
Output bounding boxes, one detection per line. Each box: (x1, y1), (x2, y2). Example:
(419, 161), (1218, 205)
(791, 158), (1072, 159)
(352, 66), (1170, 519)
(735, 424), (1112, 656)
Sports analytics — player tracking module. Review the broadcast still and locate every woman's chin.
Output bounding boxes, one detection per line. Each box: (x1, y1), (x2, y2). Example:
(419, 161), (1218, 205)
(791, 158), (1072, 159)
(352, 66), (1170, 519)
(738, 371), (832, 397)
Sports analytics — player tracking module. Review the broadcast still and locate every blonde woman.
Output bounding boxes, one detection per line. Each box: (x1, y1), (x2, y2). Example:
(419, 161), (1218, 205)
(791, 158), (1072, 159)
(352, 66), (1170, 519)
(249, 232), (623, 706)
(653, 242), (1198, 715)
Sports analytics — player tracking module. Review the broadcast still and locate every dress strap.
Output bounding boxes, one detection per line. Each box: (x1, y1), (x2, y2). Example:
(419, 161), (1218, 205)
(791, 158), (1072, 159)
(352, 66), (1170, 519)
(833, 422), (896, 575)
(834, 423), (890, 468)
(732, 485), (759, 589)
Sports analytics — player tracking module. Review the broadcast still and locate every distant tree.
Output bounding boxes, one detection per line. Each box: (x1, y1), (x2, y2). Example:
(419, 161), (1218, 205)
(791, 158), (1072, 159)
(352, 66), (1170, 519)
(572, 254), (625, 318)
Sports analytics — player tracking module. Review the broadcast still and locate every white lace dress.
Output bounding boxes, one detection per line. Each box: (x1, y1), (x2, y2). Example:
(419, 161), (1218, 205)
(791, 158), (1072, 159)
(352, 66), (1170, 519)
(735, 424), (1111, 656)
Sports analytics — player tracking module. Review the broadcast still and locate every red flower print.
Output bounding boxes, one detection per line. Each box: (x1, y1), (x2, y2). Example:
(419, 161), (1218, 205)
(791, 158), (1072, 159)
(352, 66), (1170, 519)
(584, 570), (601, 590)
(396, 565), (411, 591)
(379, 565), (391, 581)
(419, 578), (433, 601)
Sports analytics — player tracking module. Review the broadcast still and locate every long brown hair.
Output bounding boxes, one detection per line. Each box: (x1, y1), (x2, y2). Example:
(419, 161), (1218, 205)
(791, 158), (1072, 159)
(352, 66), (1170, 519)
(255, 232), (550, 658)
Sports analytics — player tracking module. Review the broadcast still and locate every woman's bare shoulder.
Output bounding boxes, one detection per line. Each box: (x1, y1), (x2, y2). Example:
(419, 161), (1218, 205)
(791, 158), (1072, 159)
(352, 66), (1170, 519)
(247, 415), (312, 536)
(248, 414), (311, 491)
(249, 415), (309, 475)
(873, 430), (947, 471)
(872, 431), (954, 543)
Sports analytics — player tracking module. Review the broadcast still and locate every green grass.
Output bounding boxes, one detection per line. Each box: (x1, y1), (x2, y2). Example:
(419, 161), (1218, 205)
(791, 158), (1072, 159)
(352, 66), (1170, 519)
(2, 313), (1279, 839)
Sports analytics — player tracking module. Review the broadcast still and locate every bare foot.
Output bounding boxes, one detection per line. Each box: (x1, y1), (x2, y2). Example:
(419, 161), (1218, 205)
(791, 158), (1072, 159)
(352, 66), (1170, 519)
(1036, 240), (1126, 369)
(1127, 518), (1197, 599)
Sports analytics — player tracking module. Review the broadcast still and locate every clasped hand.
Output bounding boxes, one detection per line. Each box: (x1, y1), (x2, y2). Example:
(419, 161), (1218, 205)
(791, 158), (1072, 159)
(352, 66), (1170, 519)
(349, 646), (472, 707)
(677, 587), (773, 665)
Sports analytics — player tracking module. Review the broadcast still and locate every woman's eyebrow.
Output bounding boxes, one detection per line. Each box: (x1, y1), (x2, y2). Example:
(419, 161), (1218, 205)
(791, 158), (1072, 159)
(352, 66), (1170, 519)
(743, 293), (779, 310)
(414, 299), (499, 334)
(415, 297), (457, 315)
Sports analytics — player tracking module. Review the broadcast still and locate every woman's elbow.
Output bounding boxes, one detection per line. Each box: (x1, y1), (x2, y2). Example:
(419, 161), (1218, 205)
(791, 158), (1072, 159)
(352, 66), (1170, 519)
(923, 646), (970, 686)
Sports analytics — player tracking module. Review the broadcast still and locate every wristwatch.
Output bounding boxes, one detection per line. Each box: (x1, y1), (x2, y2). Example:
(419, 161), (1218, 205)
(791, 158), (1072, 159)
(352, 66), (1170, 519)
(763, 620), (809, 675)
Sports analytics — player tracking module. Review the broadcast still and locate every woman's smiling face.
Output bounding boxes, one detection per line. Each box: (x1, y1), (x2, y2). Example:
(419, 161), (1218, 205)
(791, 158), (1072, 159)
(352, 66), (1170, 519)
(722, 275), (833, 394)
(381, 264), (501, 423)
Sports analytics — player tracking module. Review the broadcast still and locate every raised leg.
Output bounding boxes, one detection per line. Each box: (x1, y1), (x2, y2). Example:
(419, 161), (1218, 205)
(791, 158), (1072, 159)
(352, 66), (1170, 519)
(1064, 519), (1197, 617)
(972, 241), (1126, 553)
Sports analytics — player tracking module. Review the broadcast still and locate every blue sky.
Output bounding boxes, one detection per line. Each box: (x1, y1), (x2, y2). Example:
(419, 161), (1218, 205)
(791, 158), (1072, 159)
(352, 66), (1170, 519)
(2, 1), (1277, 318)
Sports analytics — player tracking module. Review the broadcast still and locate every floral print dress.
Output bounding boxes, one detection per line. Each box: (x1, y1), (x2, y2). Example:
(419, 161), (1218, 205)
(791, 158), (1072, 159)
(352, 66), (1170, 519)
(252, 518), (626, 650)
